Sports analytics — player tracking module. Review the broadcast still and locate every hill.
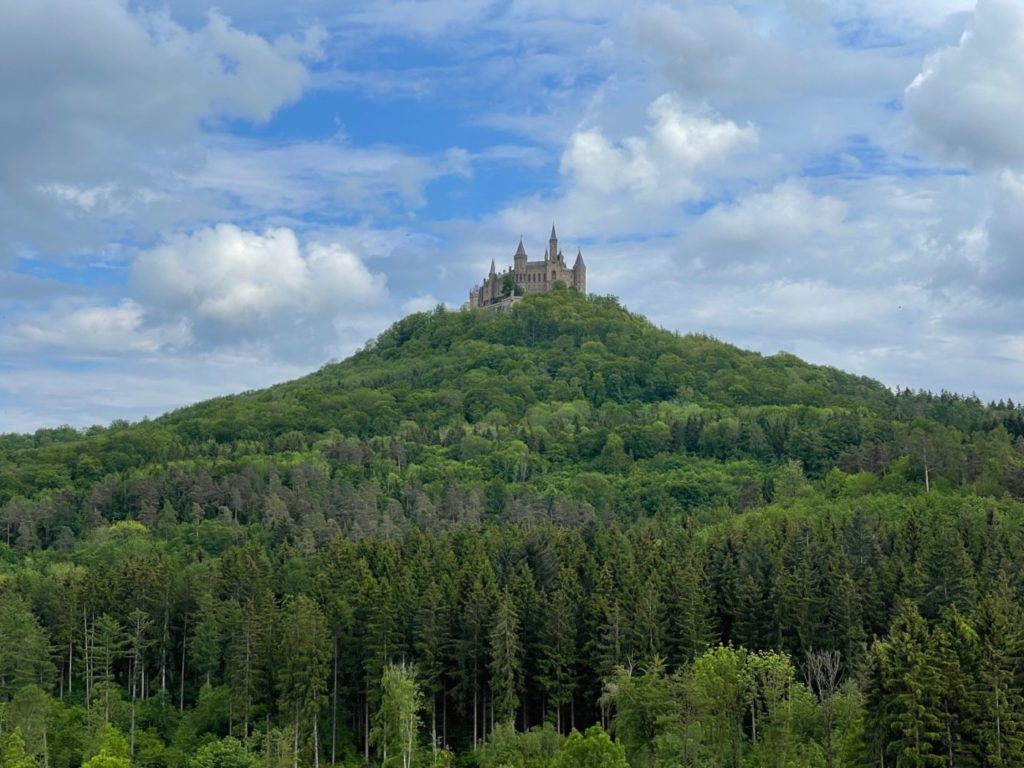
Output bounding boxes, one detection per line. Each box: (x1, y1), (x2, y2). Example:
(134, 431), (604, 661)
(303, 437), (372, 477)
(1, 290), (1012, 518)
(4, 290), (1024, 768)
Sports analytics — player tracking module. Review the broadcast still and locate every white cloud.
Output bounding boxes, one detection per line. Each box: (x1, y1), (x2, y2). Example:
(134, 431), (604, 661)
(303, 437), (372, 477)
(688, 180), (848, 271)
(0, 0), (320, 258)
(133, 224), (387, 349)
(2, 300), (190, 356)
(563, 95), (757, 201)
(905, 0), (1024, 170)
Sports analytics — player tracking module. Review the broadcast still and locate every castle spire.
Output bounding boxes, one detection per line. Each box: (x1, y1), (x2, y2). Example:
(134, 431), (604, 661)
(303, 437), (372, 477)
(489, 258), (496, 276)
(573, 247), (585, 268)
(515, 238), (526, 257)
(549, 224), (558, 266)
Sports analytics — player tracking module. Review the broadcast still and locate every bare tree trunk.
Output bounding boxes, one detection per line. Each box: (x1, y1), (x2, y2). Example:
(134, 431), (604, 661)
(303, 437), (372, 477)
(180, 614), (188, 711)
(130, 663), (137, 758)
(332, 640), (338, 766)
(364, 693), (370, 766)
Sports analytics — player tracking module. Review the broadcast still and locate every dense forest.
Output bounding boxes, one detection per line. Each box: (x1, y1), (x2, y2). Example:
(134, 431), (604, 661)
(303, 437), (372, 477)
(5, 289), (1024, 768)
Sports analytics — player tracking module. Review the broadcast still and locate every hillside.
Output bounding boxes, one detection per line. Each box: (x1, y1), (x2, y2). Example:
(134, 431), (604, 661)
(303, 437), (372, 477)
(1, 291), (1012, 516)
(4, 290), (1024, 768)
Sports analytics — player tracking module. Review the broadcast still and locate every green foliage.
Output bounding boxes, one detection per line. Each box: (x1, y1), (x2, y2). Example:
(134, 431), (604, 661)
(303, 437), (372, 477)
(189, 738), (256, 768)
(2, 729), (39, 768)
(552, 726), (626, 768)
(372, 662), (423, 768)
(81, 726), (130, 768)
(3, 293), (1024, 766)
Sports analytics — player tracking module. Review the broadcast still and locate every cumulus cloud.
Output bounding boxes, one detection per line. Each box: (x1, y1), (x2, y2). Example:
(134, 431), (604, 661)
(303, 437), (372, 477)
(503, 94), (757, 236)
(563, 95), (756, 200)
(687, 181), (848, 272)
(133, 224), (387, 350)
(0, 0), (321, 257)
(1, 300), (190, 356)
(905, 0), (1024, 170)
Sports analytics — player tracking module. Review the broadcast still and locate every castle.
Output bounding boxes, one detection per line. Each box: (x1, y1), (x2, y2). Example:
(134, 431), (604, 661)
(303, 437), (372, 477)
(469, 225), (586, 310)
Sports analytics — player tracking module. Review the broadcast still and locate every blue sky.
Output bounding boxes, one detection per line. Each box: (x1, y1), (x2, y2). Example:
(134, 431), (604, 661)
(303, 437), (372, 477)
(3, 0), (1024, 432)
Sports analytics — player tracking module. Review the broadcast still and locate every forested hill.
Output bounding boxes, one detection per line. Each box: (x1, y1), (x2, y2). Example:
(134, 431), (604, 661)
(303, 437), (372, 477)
(6, 290), (1024, 768)
(2, 290), (1015, 512)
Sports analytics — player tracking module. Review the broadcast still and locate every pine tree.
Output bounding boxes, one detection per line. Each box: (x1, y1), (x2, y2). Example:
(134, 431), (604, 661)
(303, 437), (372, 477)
(488, 588), (522, 726)
(867, 601), (945, 767)
(539, 574), (577, 733)
(973, 579), (1024, 767)
(277, 595), (330, 768)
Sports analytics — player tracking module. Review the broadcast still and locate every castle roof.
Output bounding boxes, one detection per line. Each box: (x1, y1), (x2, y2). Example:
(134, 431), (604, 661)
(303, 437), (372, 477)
(550, 224), (557, 240)
(573, 248), (585, 268)
(515, 238), (527, 257)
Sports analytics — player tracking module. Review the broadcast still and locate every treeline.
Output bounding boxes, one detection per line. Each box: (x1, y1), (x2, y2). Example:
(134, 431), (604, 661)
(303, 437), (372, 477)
(5, 490), (1024, 766)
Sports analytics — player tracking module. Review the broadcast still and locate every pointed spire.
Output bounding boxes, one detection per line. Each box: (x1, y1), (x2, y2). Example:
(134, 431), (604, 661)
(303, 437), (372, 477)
(515, 237), (526, 257)
(550, 223), (557, 240)
(573, 247), (585, 268)
(489, 258), (496, 275)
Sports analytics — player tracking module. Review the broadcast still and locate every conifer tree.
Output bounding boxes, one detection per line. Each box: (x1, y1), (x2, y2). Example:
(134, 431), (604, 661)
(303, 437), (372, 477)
(277, 595), (330, 768)
(489, 588), (522, 726)
(973, 579), (1024, 766)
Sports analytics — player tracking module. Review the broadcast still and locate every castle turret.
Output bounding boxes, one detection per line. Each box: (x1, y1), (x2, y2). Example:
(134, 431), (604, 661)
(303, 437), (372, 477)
(514, 238), (527, 273)
(549, 224), (558, 267)
(573, 248), (586, 293)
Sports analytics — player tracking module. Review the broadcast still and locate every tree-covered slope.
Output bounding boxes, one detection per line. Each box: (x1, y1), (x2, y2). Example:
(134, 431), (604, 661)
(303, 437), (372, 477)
(2, 290), (1015, 517)
(5, 290), (1024, 768)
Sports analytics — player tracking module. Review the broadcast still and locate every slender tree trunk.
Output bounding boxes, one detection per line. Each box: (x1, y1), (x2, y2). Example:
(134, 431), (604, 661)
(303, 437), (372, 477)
(313, 714), (320, 768)
(332, 640), (338, 766)
(161, 606), (169, 692)
(996, 683), (1003, 765)
(180, 614), (188, 712)
(83, 609), (91, 710)
(130, 659), (137, 757)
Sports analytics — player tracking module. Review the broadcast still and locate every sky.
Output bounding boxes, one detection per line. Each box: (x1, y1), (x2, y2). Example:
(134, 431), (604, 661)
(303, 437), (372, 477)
(2, 0), (1024, 433)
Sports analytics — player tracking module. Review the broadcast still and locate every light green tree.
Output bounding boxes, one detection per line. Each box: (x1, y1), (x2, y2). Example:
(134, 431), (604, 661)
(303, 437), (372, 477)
(371, 662), (423, 768)
(553, 725), (628, 768)
(189, 737), (257, 768)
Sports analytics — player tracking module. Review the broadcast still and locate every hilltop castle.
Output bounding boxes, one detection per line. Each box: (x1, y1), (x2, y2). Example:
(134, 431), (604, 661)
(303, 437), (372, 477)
(469, 225), (586, 310)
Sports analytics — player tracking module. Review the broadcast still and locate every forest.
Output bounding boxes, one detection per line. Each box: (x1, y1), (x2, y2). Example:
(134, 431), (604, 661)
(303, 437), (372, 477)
(4, 289), (1024, 767)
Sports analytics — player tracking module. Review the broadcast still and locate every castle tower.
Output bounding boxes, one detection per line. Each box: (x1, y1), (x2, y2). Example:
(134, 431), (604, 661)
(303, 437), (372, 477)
(514, 237), (527, 274)
(549, 224), (558, 267)
(573, 248), (586, 293)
